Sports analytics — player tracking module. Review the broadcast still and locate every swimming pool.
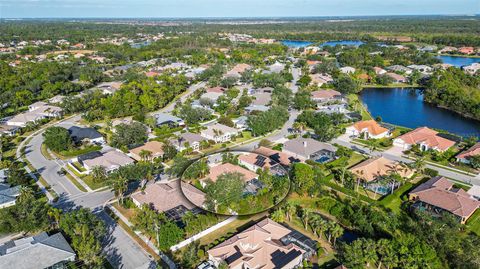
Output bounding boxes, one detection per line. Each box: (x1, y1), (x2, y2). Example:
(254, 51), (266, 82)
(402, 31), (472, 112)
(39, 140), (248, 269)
(315, 156), (331, 163)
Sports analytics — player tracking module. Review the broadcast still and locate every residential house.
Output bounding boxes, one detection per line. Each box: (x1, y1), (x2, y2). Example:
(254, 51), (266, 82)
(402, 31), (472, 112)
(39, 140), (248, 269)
(169, 132), (207, 152)
(263, 62), (285, 74)
(385, 72), (407, 83)
(283, 138), (337, 162)
(225, 64), (252, 79)
(82, 150), (134, 173)
(409, 176), (480, 223)
(131, 179), (205, 219)
(456, 142), (480, 164)
(200, 92), (224, 103)
(6, 102), (63, 127)
(393, 127), (456, 152)
(407, 64), (433, 74)
(0, 125), (19, 136)
(309, 73), (334, 87)
(244, 105), (269, 113)
(0, 184), (21, 209)
(206, 86), (226, 93)
(201, 124), (239, 143)
(129, 141), (164, 161)
(208, 218), (311, 269)
(438, 46), (457, 54)
(251, 92), (272, 106)
(254, 146), (301, 167)
(0, 232), (76, 269)
(154, 113), (185, 127)
(94, 81), (123, 95)
(463, 63), (480, 75)
(238, 152), (285, 175)
(311, 90), (342, 103)
(373, 66), (387, 75)
(349, 157), (414, 182)
(386, 65), (412, 75)
(339, 66), (356, 74)
(345, 120), (390, 139)
(206, 163), (258, 184)
(316, 104), (351, 117)
(232, 116), (248, 130)
(68, 126), (104, 144)
(458, 47), (475, 55)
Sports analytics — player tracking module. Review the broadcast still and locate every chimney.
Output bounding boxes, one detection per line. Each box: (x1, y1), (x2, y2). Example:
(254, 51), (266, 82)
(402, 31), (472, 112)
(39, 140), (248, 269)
(303, 141), (307, 147)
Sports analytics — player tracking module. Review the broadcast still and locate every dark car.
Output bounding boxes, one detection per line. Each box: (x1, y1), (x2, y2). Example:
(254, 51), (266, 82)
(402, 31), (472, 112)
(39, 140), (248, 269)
(57, 168), (66, 176)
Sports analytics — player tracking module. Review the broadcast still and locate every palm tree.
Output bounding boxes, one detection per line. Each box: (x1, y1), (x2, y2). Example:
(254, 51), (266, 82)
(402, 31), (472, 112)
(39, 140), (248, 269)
(139, 149), (153, 162)
(91, 166), (107, 183)
(110, 176), (128, 204)
(18, 186), (35, 203)
(301, 208), (312, 230)
(292, 122), (307, 134)
(284, 201), (297, 222)
(333, 166), (348, 186)
(329, 223), (344, 247)
(364, 239), (379, 268)
(411, 155), (426, 173)
(308, 214), (326, 239)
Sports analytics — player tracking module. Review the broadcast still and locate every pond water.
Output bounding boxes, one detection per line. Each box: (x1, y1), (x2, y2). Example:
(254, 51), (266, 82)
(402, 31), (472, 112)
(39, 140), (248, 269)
(281, 40), (365, 48)
(338, 230), (360, 243)
(281, 40), (314, 48)
(359, 87), (480, 137)
(436, 55), (480, 67)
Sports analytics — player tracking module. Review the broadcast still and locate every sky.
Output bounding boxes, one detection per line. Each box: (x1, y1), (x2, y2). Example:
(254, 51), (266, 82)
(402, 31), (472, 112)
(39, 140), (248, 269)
(0, 0), (478, 18)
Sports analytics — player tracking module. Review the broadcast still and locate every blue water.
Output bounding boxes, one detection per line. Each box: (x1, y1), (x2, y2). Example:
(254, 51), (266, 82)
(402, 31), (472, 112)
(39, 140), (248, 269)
(281, 40), (364, 48)
(437, 55), (480, 68)
(338, 230), (359, 243)
(360, 88), (480, 137)
(321, 40), (364, 47)
(315, 156), (331, 163)
(281, 40), (314, 48)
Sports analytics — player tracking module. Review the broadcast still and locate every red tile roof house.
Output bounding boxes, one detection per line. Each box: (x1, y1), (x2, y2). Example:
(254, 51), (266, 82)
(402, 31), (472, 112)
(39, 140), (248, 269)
(456, 142), (480, 164)
(207, 218), (308, 269)
(203, 163), (258, 186)
(458, 47), (475, 55)
(131, 179), (205, 215)
(345, 120), (390, 139)
(238, 152), (287, 176)
(206, 86), (227, 93)
(311, 90), (342, 104)
(393, 127), (456, 152)
(408, 176), (480, 224)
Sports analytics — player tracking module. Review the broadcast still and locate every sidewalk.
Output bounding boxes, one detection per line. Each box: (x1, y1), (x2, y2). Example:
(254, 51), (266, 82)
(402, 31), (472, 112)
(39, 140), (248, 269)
(108, 204), (177, 269)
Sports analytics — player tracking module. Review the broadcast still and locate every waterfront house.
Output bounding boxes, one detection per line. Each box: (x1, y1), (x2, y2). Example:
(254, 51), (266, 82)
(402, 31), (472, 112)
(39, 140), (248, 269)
(311, 90), (342, 104)
(349, 156), (414, 182)
(201, 123), (239, 143)
(0, 232), (76, 269)
(373, 66), (387, 75)
(393, 127), (456, 152)
(456, 142), (480, 164)
(409, 176), (480, 224)
(463, 63), (480, 75)
(345, 120), (390, 139)
(386, 65), (412, 75)
(385, 72), (407, 83)
(208, 218), (312, 269)
(458, 47), (475, 55)
(283, 138), (336, 162)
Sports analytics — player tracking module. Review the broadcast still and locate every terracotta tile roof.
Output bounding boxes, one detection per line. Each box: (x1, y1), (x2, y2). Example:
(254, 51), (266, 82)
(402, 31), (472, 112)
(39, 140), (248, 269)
(410, 176), (480, 219)
(206, 163), (258, 183)
(349, 156), (414, 182)
(311, 90), (341, 100)
(254, 147), (301, 166)
(131, 179), (204, 212)
(83, 150), (134, 170)
(457, 142), (480, 160)
(206, 86), (226, 93)
(129, 141), (164, 161)
(352, 120), (389, 136)
(208, 218), (305, 269)
(396, 127), (456, 151)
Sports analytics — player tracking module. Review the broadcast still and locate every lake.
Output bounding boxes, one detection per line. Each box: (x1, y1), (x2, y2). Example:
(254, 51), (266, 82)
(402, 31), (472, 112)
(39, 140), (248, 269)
(436, 55), (480, 67)
(360, 87), (480, 137)
(281, 40), (364, 48)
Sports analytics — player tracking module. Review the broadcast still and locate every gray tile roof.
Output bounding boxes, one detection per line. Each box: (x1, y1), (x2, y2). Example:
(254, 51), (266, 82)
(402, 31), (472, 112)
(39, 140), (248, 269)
(68, 126), (103, 142)
(0, 232), (76, 269)
(283, 138), (337, 159)
(0, 185), (20, 206)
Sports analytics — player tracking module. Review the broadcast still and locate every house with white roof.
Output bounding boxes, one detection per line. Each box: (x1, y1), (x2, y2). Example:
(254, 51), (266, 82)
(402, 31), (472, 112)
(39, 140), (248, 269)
(201, 123), (239, 143)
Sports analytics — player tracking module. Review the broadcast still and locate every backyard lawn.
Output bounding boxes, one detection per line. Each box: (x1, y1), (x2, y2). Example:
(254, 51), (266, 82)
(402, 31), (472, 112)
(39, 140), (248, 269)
(467, 210), (480, 236)
(378, 182), (414, 214)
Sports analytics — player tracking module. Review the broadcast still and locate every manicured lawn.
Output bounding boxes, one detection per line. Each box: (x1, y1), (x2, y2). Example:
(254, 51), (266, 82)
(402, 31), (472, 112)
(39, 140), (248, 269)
(71, 161), (86, 172)
(347, 94), (372, 120)
(40, 143), (53, 160)
(378, 182), (413, 214)
(467, 210), (480, 236)
(347, 152), (367, 167)
(58, 145), (102, 158)
(82, 175), (108, 190)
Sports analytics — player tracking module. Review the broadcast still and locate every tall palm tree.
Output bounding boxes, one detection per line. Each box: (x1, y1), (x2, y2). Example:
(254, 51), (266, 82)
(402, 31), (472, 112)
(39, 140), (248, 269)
(301, 208), (312, 230)
(309, 214), (326, 239)
(110, 176), (128, 204)
(91, 166), (107, 183)
(363, 239), (379, 268)
(139, 149), (153, 162)
(284, 201), (297, 222)
(330, 223), (344, 247)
